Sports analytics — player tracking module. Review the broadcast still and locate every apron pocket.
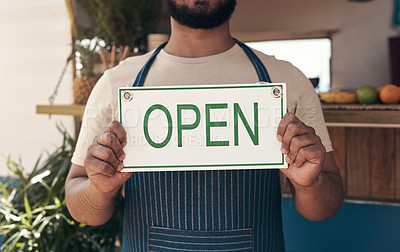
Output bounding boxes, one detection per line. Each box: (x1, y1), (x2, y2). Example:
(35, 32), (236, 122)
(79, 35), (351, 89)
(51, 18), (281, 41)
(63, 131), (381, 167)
(149, 226), (252, 251)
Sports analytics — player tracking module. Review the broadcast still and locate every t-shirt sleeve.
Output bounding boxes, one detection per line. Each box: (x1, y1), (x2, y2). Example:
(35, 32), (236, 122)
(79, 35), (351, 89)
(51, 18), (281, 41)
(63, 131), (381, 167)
(71, 72), (116, 166)
(289, 66), (333, 152)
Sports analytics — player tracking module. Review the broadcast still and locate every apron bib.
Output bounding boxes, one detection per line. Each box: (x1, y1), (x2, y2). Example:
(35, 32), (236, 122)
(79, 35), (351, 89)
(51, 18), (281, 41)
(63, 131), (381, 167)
(122, 40), (285, 252)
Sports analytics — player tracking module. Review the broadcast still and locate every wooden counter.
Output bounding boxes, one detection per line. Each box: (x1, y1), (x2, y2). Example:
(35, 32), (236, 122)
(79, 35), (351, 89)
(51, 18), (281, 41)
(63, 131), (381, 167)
(322, 104), (400, 203)
(282, 104), (400, 203)
(322, 103), (400, 128)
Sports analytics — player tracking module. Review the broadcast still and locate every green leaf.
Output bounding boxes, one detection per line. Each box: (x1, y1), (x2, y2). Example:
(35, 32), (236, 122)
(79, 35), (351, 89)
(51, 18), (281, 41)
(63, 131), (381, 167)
(54, 197), (61, 208)
(15, 242), (26, 248)
(0, 224), (17, 230)
(36, 218), (50, 233)
(30, 170), (50, 185)
(1, 229), (24, 251)
(0, 126), (123, 251)
(2, 155), (24, 180)
(31, 213), (43, 228)
(6, 188), (16, 204)
(0, 180), (9, 198)
(21, 217), (31, 227)
(59, 213), (75, 225)
(24, 192), (32, 221)
(85, 233), (102, 251)
(28, 154), (43, 180)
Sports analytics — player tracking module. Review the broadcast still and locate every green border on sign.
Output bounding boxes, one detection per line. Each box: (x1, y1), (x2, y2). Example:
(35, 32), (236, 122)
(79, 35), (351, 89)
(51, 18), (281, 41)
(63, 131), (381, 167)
(118, 84), (286, 169)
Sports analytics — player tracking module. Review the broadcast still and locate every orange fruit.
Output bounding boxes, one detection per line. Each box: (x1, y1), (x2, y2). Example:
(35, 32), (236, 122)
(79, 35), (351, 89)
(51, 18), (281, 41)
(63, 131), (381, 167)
(379, 84), (400, 104)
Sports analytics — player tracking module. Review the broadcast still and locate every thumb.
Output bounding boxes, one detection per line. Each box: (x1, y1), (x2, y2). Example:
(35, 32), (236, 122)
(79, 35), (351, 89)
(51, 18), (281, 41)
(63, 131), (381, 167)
(118, 172), (134, 184)
(280, 166), (293, 178)
(109, 172), (133, 190)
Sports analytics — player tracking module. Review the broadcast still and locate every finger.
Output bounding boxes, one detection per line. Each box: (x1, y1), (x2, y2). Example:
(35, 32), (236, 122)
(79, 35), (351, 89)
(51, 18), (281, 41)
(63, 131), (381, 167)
(277, 113), (299, 142)
(280, 167), (292, 178)
(293, 144), (325, 168)
(92, 171), (134, 193)
(87, 144), (123, 171)
(116, 171), (133, 184)
(281, 122), (314, 155)
(286, 134), (320, 165)
(97, 132), (125, 161)
(84, 155), (117, 177)
(109, 170), (133, 188)
(107, 120), (127, 147)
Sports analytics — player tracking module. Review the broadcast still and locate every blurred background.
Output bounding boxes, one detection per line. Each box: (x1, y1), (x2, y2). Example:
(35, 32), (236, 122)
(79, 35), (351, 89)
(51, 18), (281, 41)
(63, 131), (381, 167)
(1, 0), (400, 251)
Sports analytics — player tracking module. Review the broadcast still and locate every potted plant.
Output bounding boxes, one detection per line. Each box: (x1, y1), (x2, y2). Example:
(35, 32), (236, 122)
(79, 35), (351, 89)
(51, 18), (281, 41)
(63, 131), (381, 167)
(65, 0), (163, 105)
(0, 127), (123, 251)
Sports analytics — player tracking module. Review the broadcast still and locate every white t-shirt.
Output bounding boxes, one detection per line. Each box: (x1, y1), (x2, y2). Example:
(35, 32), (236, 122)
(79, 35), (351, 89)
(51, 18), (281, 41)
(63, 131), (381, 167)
(72, 44), (332, 165)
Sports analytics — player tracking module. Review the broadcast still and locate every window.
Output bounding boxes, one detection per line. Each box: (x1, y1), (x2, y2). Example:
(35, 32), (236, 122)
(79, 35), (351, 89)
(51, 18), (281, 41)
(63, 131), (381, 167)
(246, 38), (332, 92)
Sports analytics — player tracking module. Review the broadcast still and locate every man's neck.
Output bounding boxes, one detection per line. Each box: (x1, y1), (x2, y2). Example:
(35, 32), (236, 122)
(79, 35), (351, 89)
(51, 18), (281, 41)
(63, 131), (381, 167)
(164, 18), (235, 58)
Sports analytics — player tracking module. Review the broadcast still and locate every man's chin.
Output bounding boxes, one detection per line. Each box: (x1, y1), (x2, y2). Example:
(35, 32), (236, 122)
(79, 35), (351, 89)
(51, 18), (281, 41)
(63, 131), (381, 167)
(167, 0), (237, 29)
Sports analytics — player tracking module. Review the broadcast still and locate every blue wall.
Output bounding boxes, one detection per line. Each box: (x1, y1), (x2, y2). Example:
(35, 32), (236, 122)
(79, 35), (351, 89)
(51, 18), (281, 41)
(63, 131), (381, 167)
(282, 196), (400, 252)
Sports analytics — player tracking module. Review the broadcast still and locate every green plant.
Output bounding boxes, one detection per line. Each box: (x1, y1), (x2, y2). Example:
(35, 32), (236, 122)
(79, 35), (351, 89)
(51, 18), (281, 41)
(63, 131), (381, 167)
(70, 0), (162, 51)
(0, 127), (124, 251)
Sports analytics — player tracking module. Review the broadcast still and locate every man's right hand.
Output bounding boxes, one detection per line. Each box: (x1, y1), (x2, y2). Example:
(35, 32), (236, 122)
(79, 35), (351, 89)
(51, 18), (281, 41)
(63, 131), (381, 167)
(66, 120), (132, 225)
(84, 120), (132, 194)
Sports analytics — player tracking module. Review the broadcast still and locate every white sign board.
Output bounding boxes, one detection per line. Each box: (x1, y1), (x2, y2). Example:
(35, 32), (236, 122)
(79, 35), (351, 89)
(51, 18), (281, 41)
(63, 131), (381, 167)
(118, 83), (287, 172)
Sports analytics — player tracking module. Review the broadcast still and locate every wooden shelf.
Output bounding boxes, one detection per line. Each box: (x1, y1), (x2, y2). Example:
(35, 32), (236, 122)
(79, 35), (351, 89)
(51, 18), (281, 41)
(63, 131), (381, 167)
(322, 104), (400, 127)
(323, 110), (400, 127)
(36, 104), (85, 117)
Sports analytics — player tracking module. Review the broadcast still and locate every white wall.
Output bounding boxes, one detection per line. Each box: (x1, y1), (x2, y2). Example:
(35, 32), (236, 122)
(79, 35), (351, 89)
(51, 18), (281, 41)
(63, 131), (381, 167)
(231, 0), (398, 90)
(0, 0), (74, 176)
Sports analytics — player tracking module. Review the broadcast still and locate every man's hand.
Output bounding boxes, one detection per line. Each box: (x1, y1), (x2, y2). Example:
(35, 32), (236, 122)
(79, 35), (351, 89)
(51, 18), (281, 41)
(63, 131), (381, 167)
(277, 112), (325, 188)
(66, 121), (133, 226)
(277, 112), (343, 221)
(84, 120), (132, 194)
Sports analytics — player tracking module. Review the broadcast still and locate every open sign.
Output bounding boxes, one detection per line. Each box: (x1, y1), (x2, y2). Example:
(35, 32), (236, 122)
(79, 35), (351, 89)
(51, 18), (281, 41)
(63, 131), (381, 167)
(118, 83), (287, 171)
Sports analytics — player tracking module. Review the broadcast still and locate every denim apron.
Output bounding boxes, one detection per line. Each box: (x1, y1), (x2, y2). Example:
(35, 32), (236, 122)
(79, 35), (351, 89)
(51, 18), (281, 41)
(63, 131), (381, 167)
(122, 40), (285, 252)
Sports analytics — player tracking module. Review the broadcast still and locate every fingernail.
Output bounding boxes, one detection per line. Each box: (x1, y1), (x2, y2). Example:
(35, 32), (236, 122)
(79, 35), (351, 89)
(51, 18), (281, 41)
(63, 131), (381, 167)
(286, 156), (291, 164)
(277, 135), (283, 142)
(118, 163), (124, 172)
(119, 153), (125, 161)
(281, 148), (288, 155)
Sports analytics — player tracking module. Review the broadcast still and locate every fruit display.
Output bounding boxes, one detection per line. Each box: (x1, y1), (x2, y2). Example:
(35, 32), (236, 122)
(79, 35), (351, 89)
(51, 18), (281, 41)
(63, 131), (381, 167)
(319, 91), (358, 104)
(357, 85), (378, 104)
(378, 84), (400, 104)
(319, 84), (400, 105)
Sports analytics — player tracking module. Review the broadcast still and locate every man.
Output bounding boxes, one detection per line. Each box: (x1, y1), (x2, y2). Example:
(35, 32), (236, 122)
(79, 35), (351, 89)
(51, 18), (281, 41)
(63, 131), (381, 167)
(66, 0), (344, 251)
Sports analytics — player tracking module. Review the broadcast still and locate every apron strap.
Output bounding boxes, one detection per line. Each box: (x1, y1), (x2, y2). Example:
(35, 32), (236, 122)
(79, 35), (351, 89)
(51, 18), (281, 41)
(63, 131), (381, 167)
(132, 39), (272, 87)
(233, 39), (272, 83)
(132, 42), (168, 87)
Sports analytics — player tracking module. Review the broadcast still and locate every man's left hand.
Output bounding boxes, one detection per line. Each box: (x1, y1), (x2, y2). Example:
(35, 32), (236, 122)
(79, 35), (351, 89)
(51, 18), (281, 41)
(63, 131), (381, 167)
(277, 112), (326, 188)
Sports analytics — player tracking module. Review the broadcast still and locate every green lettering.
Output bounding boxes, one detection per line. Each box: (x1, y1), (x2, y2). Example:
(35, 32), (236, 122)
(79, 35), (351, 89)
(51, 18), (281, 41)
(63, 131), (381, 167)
(143, 104), (173, 148)
(206, 103), (229, 147)
(177, 104), (201, 147)
(234, 103), (259, 146)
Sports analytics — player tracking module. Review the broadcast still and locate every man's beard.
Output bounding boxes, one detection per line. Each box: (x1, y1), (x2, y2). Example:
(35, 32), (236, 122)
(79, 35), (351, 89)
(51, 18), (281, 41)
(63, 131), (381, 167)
(167, 0), (237, 29)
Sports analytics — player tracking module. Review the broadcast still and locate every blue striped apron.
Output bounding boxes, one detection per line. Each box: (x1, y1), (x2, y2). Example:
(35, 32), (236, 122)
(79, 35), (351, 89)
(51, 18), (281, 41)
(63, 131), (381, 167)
(122, 40), (285, 252)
